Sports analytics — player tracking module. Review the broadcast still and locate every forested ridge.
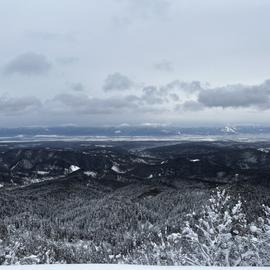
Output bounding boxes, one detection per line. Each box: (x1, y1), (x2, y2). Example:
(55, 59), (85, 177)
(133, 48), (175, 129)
(1, 141), (270, 265)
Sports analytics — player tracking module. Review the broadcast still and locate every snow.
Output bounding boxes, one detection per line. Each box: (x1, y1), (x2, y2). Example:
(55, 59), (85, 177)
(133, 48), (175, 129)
(258, 148), (270, 153)
(69, 165), (80, 173)
(189, 159), (200, 162)
(132, 158), (148, 164)
(36, 171), (49, 175)
(1, 265), (267, 270)
(23, 177), (55, 185)
(111, 163), (125, 174)
(222, 126), (237, 134)
(167, 232), (182, 242)
(250, 225), (258, 233)
(84, 171), (97, 178)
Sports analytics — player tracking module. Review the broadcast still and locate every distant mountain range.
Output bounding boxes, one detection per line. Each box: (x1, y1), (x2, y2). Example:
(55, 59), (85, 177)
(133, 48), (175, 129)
(0, 125), (270, 138)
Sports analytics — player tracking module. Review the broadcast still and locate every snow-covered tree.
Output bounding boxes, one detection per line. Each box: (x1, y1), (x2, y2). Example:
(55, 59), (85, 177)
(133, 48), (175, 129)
(181, 188), (261, 266)
(254, 204), (270, 265)
(118, 221), (185, 265)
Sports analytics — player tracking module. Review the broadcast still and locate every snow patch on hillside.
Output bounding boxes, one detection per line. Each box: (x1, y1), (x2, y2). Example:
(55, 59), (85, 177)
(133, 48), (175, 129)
(111, 163), (125, 174)
(189, 159), (200, 162)
(36, 171), (49, 176)
(84, 171), (97, 178)
(258, 148), (270, 153)
(69, 165), (80, 173)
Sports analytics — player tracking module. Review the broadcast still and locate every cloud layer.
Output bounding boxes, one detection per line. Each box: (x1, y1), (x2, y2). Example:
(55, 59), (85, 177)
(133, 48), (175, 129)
(198, 80), (270, 109)
(1, 0), (270, 126)
(3, 52), (52, 76)
(0, 95), (41, 115)
(103, 73), (134, 91)
(2, 79), (270, 119)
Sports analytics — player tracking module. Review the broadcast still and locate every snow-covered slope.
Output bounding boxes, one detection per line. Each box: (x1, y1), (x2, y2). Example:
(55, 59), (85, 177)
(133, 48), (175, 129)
(0, 265), (267, 270)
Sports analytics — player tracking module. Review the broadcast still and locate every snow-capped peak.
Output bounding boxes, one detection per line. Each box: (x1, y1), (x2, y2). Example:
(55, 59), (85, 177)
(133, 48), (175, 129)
(221, 126), (237, 134)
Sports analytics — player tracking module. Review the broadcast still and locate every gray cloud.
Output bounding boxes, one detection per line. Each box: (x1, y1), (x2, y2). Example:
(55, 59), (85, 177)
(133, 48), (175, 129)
(141, 86), (167, 105)
(130, 0), (171, 19)
(26, 31), (75, 42)
(56, 57), (79, 65)
(1, 0), (270, 126)
(112, 0), (171, 27)
(154, 60), (174, 72)
(103, 72), (134, 91)
(43, 91), (169, 116)
(47, 93), (139, 114)
(178, 100), (205, 111)
(0, 95), (41, 115)
(69, 82), (84, 92)
(198, 80), (270, 109)
(134, 80), (202, 105)
(2, 79), (270, 126)
(118, 0), (171, 20)
(169, 93), (180, 101)
(164, 80), (203, 93)
(3, 52), (52, 76)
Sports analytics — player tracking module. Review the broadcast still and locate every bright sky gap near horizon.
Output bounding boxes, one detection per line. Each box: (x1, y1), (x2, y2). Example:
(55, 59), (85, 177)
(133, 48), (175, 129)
(1, 0), (270, 127)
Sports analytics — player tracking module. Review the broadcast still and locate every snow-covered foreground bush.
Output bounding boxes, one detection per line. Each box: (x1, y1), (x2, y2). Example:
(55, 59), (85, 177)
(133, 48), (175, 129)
(180, 189), (266, 266)
(119, 189), (270, 266)
(1, 188), (270, 266)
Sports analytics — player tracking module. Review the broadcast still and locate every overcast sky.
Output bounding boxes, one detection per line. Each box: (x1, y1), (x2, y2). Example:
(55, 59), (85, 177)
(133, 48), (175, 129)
(1, 0), (270, 127)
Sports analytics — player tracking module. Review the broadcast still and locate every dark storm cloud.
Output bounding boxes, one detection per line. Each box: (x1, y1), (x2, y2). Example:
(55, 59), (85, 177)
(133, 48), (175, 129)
(154, 60), (174, 72)
(103, 73), (134, 91)
(3, 52), (52, 76)
(0, 95), (41, 115)
(198, 80), (270, 109)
